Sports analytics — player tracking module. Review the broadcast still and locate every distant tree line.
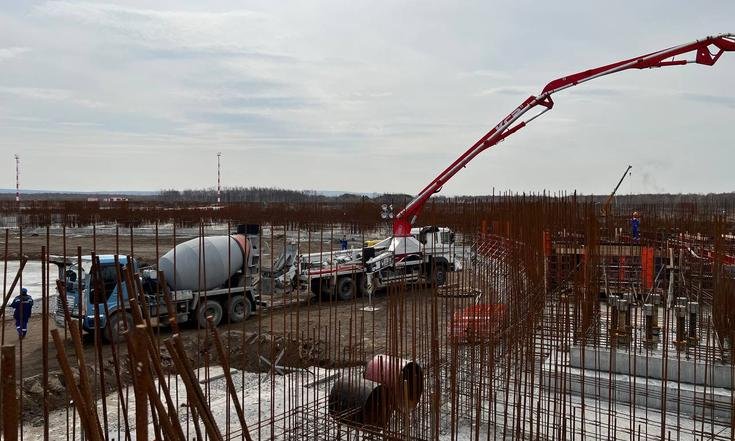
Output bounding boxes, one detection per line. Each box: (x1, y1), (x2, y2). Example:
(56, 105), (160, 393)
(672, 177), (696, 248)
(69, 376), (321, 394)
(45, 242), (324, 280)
(4, 186), (732, 208)
(157, 186), (413, 204)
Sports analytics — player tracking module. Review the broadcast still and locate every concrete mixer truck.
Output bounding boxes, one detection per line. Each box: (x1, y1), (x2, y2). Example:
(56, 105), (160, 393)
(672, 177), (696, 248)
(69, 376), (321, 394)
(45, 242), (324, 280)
(52, 224), (262, 342)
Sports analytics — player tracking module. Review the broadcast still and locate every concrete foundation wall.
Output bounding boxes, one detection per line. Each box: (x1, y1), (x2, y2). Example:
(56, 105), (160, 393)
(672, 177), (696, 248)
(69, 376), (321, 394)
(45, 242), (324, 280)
(569, 346), (733, 389)
(542, 362), (733, 422)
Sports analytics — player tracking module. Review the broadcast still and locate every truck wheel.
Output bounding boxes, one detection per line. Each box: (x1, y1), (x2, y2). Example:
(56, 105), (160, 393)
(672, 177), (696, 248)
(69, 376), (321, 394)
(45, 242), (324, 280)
(310, 279), (322, 296)
(312, 279), (334, 300)
(336, 276), (356, 301)
(227, 295), (251, 323)
(433, 264), (447, 286)
(196, 299), (224, 328)
(105, 311), (133, 344)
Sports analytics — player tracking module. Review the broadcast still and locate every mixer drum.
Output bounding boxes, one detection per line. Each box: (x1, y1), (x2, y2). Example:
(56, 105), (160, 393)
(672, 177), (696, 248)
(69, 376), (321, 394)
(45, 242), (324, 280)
(159, 235), (247, 291)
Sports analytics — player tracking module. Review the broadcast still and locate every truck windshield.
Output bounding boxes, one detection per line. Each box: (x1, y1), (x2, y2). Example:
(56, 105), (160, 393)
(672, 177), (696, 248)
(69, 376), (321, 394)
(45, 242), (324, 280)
(441, 232), (452, 245)
(91, 265), (119, 304)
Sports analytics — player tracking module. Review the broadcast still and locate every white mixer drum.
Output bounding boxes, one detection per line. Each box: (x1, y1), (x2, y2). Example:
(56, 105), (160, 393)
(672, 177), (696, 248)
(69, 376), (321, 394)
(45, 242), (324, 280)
(159, 235), (246, 291)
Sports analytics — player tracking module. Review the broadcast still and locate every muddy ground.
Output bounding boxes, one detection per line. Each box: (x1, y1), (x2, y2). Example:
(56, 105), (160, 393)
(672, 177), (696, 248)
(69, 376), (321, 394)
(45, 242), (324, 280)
(5, 283), (465, 426)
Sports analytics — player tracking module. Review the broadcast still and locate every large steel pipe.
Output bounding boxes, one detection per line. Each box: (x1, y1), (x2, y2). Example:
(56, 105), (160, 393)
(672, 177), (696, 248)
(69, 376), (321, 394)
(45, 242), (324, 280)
(328, 376), (392, 427)
(363, 355), (424, 412)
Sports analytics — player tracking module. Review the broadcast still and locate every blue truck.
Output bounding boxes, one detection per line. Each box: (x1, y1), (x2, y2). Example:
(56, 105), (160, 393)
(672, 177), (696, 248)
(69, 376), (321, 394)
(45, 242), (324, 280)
(52, 225), (263, 343)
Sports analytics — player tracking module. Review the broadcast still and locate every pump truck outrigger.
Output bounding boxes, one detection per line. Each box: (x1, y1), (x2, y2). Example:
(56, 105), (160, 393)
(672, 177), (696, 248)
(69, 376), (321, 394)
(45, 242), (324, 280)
(365, 33), (735, 285)
(52, 224), (263, 343)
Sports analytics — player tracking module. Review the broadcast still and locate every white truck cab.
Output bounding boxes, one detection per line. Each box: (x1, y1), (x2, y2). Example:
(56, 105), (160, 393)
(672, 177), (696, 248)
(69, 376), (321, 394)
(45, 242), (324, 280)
(365, 226), (459, 291)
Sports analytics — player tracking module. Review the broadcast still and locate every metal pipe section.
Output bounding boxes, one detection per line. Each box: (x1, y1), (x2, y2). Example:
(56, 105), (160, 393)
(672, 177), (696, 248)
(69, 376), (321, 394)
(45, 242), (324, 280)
(328, 376), (392, 427)
(363, 355), (424, 413)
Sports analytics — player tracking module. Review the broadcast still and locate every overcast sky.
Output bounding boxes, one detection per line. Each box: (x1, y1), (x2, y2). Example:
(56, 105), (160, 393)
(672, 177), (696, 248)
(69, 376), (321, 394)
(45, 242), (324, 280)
(1, 1), (733, 195)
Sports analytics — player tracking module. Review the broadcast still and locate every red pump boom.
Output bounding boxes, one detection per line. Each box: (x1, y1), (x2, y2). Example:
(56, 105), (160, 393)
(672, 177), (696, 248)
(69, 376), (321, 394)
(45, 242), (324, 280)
(393, 33), (735, 236)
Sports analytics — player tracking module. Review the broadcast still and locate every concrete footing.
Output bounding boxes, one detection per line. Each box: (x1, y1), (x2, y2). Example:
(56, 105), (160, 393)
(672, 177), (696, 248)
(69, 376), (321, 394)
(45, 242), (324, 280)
(569, 346), (733, 389)
(541, 346), (734, 423)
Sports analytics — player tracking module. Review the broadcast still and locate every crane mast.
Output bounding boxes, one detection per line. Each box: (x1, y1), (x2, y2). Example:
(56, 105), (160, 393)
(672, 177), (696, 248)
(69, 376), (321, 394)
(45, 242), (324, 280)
(392, 34), (735, 236)
(602, 165), (632, 216)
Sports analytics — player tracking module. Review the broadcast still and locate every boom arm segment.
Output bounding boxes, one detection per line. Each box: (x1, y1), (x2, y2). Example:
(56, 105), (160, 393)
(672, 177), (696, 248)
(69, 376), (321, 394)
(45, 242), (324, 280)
(393, 33), (735, 236)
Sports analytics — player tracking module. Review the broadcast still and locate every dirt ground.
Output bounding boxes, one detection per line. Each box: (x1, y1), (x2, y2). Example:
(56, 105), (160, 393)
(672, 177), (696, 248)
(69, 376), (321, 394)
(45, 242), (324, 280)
(3, 229), (367, 264)
(4, 281), (465, 425)
(6, 285), (451, 377)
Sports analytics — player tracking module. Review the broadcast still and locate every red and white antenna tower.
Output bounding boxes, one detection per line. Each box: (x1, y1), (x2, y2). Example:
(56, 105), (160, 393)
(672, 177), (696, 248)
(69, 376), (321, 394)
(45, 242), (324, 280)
(217, 152), (222, 204)
(14, 154), (20, 203)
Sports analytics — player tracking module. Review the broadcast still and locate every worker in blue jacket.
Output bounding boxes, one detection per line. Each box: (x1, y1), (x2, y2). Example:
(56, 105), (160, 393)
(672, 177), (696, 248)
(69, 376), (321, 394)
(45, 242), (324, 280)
(631, 211), (641, 242)
(11, 287), (33, 338)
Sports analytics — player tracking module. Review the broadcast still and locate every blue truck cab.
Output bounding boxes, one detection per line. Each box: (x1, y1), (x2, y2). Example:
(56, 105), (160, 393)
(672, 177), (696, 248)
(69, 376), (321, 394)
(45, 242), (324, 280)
(52, 255), (138, 338)
(52, 254), (203, 342)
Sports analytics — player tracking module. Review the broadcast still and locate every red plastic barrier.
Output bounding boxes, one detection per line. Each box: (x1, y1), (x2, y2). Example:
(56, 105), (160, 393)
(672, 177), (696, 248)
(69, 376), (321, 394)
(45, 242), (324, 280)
(448, 304), (507, 344)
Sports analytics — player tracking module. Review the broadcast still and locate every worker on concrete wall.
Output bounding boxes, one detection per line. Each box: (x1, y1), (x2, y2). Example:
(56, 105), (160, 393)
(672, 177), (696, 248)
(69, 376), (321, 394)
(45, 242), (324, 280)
(631, 212), (641, 242)
(340, 235), (348, 250)
(11, 287), (33, 338)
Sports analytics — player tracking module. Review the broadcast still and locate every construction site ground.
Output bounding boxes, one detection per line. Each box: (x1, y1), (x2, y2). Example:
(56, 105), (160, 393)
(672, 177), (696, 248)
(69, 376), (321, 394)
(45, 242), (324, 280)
(6, 278), (466, 426)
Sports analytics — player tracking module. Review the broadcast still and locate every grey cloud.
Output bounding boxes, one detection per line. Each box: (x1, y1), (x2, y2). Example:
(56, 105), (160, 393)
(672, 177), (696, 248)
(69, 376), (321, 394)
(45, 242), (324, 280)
(137, 48), (297, 62)
(678, 92), (735, 108)
(0, 86), (71, 100)
(457, 70), (511, 80)
(219, 95), (320, 110)
(568, 87), (627, 97)
(0, 86), (104, 108)
(34, 2), (287, 56)
(0, 46), (30, 61)
(479, 86), (535, 96)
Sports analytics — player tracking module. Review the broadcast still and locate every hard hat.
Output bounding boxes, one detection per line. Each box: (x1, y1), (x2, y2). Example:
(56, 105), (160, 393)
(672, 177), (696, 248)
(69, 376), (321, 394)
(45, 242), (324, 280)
(21, 287), (27, 294)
